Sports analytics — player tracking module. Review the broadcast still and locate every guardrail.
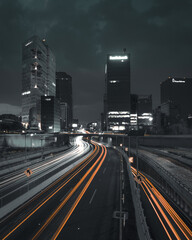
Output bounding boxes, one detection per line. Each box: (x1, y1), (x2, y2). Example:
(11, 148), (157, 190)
(0, 145), (72, 176)
(0, 145), (92, 220)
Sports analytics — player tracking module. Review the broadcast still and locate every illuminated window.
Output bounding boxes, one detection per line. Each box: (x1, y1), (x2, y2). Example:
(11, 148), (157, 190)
(25, 41), (33, 47)
(22, 91), (31, 96)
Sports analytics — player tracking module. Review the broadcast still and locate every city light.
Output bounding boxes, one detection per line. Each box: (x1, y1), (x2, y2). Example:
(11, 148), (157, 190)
(172, 78), (185, 83)
(25, 41), (33, 47)
(112, 125), (125, 131)
(22, 91), (31, 96)
(108, 111), (130, 115)
(109, 55), (128, 60)
(108, 114), (130, 118)
(109, 80), (118, 83)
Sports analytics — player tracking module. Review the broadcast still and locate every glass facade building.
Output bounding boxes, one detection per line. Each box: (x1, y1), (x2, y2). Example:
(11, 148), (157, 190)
(41, 96), (60, 133)
(21, 36), (56, 128)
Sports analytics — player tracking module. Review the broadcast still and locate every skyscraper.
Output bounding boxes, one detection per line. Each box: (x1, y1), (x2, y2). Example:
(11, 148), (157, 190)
(21, 36), (56, 128)
(104, 53), (131, 131)
(56, 72), (73, 128)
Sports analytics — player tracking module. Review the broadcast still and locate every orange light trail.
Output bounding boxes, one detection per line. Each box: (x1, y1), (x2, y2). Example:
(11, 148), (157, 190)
(51, 145), (107, 240)
(143, 181), (181, 240)
(32, 144), (106, 240)
(140, 182), (173, 240)
(2, 143), (98, 240)
(131, 166), (192, 240)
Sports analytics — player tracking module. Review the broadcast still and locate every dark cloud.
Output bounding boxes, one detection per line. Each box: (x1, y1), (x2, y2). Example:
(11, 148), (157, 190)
(0, 0), (192, 123)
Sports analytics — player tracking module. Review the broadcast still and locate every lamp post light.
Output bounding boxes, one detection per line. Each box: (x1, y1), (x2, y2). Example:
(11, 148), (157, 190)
(30, 134), (34, 151)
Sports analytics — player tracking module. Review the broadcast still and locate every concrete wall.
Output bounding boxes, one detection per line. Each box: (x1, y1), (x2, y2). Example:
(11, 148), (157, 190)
(138, 135), (192, 148)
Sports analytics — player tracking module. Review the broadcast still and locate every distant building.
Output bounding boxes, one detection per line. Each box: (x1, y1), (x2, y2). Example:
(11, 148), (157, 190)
(71, 119), (79, 131)
(161, 77), (192, 121)
(130, 94), (138, 128)
(130, 94), (153, 131)
(0, 114), (23, 133)
(160, 77), (192, 134)
(56, 72), (73, 128)
(153, 106), (167, 134)
(104, 52), (131, 132)
(41, 96), (60, 133)
(60, 102), (69, 131)
(100, 112), (105, 132)
(87, 122), (98, 132)
(137, 95), (153, 127)
(21, 36), (56, 129)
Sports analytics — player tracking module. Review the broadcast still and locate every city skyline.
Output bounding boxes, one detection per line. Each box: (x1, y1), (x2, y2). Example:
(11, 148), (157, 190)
(1, 0), (192, 123)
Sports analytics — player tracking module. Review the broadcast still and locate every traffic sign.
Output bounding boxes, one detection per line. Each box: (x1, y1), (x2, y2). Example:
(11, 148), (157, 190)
(129, 157), (133, 163)
(24, 168), (33, 177)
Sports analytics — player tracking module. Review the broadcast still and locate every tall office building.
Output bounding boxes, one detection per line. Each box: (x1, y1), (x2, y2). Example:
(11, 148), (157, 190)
(161, 77), (192, 122)
(21, 35), (56, 128)
(56, 72), (73, 128)
(41, 96), (60, 133)
(104, 52), (131, 131)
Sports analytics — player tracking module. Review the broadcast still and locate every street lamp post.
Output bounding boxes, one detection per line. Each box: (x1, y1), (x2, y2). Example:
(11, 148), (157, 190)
(25, 133), (27, 163)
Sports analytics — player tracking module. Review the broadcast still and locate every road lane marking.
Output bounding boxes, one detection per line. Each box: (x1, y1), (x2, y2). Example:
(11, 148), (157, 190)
(1, 143), (98, 240)
(60, 188), (72, 202)
(51, 145), (107, 240)
(89, 189), (97, 204)
(32, 144), (104, 240)
(103, 167), (106, 174)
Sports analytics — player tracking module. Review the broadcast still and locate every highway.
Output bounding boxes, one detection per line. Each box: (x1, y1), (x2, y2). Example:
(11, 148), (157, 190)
(3, 133), (191, 239)
(0, 138), (139, 240)
(131, 167), (192, 240)
(0, 140), (125, 240)
(0, 137), (91, 208)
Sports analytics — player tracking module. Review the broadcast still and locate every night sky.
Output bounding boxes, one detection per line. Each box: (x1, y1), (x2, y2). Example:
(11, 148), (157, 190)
(0, 0), (192, 124)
